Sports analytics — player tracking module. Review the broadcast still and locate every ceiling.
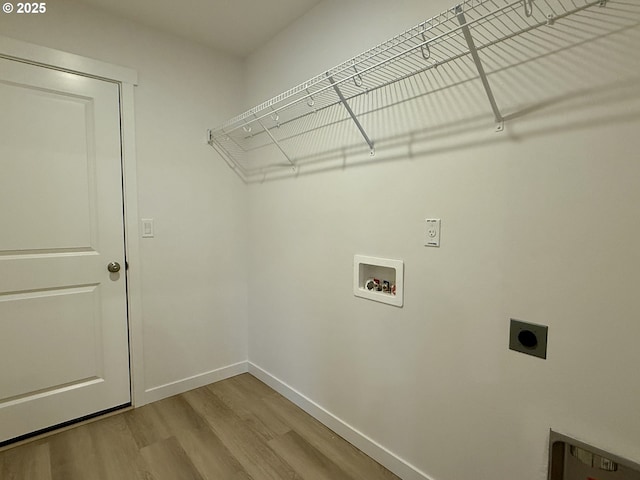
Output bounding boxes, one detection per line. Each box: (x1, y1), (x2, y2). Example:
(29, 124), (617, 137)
(74, 0), (322, 58)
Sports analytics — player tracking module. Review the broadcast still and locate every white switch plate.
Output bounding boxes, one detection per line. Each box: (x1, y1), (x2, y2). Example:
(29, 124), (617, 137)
(425, 218), (441, 247)
(141, 218), (154, 238)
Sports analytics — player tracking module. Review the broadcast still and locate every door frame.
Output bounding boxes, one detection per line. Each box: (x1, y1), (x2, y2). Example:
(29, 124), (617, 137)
(0, 35), (146, 408)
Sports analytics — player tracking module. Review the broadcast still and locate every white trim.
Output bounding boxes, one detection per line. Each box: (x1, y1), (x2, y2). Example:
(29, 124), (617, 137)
(248, 362), (436, 480)
(0, 35), (138, 84)
(144, 361), (248, 405)
(119, 82), (145, 407)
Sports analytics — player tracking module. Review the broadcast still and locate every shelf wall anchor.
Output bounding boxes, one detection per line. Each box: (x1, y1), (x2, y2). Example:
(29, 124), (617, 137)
(327, 74), (375, 154)
(305, 88), (316, 110)
(524, 0), (533, 17)
(270, 107), (280, 126)
(353, 65), (364, 87)
(455, 5), (505, 132)
(420, 32), (431, 60)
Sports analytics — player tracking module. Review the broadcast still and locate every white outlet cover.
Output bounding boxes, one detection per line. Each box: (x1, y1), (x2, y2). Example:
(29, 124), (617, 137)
(425, 218), (441, 247)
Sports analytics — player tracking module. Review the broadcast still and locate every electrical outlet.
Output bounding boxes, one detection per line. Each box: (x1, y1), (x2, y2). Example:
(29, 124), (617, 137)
(425, 218), (441, 247)
(509, 319), (548, 359)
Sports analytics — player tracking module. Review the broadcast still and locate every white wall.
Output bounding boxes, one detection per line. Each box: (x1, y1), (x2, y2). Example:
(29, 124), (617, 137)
(0, 0), (249, 403)
(2, 1), (640, 479)
(245, 1), (640, 480)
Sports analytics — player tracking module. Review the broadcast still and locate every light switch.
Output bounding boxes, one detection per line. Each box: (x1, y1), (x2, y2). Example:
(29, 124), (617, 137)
(141, 218), (154, 238)
(424, 218), (441, 247)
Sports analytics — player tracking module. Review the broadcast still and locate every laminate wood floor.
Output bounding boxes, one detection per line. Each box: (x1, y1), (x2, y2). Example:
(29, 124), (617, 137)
(0, 373), (401, 480)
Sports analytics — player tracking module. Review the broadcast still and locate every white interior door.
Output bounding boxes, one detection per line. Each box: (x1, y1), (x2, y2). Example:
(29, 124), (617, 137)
(0, 57), (130, 443)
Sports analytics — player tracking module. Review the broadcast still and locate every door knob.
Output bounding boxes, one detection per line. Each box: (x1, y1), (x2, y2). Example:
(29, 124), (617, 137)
(107, 261), (121, 273)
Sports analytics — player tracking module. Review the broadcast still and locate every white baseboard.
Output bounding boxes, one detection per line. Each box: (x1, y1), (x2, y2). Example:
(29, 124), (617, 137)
(248, 362), (434, 480)
(143, 361), (248, 405)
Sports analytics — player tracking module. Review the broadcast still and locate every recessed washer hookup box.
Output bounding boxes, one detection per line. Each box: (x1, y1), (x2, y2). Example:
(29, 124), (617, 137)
(353, 255), (404, 307)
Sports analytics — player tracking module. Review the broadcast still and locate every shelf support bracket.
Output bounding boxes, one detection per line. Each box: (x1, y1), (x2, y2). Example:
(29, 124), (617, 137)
(253, 115), (296, 170)
(207, 129), (250, 182)
(455, 5), (504, 132)
(327, 75), (375, 156)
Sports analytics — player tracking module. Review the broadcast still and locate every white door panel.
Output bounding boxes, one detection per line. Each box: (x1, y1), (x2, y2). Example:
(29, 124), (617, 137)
(0, 82), (94, 250)
(0, 57), (130, 443)
(0, 285), (102, 399)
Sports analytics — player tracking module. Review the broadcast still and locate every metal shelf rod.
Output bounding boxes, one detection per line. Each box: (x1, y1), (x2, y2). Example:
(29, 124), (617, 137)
(216, 0), (525, 137)
(214, 0), (602, 142)
(207, 0), (613, 179)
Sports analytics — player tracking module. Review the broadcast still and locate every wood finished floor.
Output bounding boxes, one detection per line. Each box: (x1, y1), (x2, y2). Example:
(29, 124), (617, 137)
(0, 373), (401, 480)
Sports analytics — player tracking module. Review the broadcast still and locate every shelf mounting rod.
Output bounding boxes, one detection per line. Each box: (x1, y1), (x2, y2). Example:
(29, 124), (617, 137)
(327, 75), (375, 155)
(455, 5), (504, 132)
(253, 116), (296, 169)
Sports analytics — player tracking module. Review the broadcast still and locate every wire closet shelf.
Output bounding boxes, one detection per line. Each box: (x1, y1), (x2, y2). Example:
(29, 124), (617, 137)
(208, 0), (608, 181)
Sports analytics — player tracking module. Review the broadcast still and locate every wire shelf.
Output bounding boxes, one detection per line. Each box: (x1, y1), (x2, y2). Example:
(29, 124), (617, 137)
(208, 0), (613, 181)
